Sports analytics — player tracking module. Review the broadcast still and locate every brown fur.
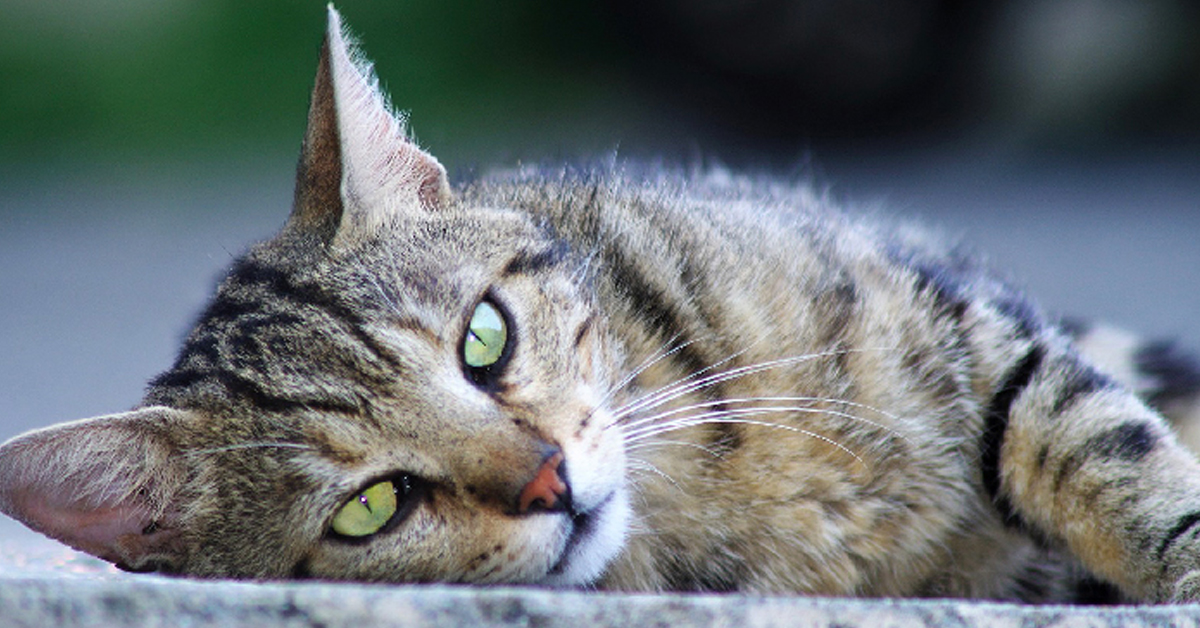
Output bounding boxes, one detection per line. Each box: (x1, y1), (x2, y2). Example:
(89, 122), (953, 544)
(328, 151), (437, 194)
(4, 7), (1200, 603)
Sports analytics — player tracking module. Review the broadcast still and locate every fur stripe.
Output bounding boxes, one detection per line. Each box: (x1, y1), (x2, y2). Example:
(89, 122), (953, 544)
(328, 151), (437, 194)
(148, 254), (406, 413)
(573, 315), (595, 349)
(151, 362), (364, 415)
(1083, 422), (1158, 463)
(291, 558), (313, 580)
(992, 294), (1041, 339)
(504, 242), (570, 277)
(1051, 358), (1115, 415)
(811, 281), (858, 346)
(227, 257), (403, 371)
(1072, 576), (1124, 605)
(604, 245), (708, 381)
(221, 373), (363, 415)
(603, 243), (739, 453)
(149, 367), (208, 391)
(1158, 511), (1200, 560)
(907, 258), (968, 316)
(981, 345), (1046, 517)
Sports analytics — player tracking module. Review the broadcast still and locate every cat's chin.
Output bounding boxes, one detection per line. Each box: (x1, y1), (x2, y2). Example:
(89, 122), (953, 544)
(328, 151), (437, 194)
(536, 488), (631, 587)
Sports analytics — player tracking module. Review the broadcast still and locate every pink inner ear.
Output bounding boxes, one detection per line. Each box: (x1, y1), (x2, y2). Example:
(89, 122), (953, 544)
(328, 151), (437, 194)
(0, 406), (190, 570)
(11, 487), (160, 564)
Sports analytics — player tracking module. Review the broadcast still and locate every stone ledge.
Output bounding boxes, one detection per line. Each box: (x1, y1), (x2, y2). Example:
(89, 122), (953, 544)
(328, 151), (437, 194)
(4, 575), (1200, 628)
(3, 538), (1200, 628)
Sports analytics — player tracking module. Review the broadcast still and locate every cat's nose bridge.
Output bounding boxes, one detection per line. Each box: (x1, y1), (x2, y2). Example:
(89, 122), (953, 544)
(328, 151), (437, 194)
(445, 429), (572, 515)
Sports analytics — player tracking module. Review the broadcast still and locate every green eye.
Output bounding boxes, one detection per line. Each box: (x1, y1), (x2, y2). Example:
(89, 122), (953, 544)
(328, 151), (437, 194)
(331, 480), (398, 537)
(464, 301), (507, 368)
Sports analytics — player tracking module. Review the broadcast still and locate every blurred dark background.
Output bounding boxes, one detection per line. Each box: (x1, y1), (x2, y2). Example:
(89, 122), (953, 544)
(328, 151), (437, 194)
(0, 0), (1198, 455)
(2, 0), (1199, 165)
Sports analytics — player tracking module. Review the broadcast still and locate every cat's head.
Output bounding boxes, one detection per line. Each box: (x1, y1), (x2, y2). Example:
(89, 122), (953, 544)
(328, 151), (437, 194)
(0, 7), (629, 585)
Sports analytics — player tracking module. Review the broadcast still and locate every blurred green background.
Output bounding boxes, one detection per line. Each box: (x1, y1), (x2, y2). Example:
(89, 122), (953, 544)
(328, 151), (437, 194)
(0, 0), (665, 172)
(3, 0), (1198, 171)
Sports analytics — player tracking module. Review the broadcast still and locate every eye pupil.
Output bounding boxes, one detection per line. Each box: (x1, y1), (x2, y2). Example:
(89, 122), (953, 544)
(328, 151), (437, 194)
(331, 479), (400, 538)
(464, 301), (507, 369)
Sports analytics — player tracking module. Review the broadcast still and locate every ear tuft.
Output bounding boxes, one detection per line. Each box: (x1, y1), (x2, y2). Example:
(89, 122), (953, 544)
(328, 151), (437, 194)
(290, 6), (451, 248)
(0, 407), (194, 571)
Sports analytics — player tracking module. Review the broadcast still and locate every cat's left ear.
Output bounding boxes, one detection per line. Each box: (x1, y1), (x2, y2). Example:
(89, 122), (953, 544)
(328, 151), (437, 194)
(0, 407), (194, 572)
(289, 6), (452, 248)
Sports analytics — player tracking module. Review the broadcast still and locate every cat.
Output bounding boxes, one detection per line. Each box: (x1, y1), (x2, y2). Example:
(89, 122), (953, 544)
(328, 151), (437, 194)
(3, 6), (1200, 603)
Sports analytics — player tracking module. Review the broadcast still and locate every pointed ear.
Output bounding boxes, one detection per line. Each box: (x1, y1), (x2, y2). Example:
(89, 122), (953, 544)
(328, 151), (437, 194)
(0, 407), (194, 572)
(289, 5), (452, 248)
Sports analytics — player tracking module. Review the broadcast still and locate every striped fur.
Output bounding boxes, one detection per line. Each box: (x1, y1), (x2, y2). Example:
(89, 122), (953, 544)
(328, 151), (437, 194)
(3, 7), (1200, 602)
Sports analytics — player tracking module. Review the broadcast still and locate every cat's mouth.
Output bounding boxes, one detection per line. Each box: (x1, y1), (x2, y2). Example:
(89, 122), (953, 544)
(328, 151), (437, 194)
(543, 490), (623, 584)
(550, 506), (600, 574)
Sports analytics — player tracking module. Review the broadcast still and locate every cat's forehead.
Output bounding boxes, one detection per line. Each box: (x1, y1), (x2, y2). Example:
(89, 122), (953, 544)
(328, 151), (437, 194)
(355, 202), (549, 264)
(337, 203), (563, 303)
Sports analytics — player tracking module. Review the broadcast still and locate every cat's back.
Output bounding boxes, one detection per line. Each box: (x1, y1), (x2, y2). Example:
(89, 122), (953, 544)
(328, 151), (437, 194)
(464, 163), (1004, 372)
(464, 164), (909, 307)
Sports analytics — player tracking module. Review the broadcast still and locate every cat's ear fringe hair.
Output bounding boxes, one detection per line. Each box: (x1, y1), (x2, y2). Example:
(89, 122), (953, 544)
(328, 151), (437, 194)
(324, 4), (450, 226)
(324, 4), (413, 143)
(0, 410), (181, 523)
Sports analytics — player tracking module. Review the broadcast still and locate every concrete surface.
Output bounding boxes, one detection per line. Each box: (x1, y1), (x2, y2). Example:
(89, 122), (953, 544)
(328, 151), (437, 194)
(4, 536), (1200, 628)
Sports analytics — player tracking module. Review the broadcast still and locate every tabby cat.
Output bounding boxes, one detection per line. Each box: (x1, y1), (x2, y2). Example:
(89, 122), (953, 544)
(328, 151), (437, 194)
(4, 7), (1200, 603)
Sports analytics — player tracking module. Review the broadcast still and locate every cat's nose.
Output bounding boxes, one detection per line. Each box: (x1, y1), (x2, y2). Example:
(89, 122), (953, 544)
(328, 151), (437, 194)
(517, 452), (572, 514)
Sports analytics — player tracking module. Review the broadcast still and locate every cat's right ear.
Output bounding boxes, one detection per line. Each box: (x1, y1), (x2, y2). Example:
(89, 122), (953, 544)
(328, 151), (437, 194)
(289, 6), (452, 249)
(0, 407), (194, 572)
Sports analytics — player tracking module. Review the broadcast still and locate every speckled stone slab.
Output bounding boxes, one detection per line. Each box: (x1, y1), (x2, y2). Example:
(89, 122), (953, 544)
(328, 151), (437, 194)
(3, 537), (1200, 628)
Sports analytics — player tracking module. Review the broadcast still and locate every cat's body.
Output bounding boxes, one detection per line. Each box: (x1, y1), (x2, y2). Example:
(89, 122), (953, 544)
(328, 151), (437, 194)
(4, 7), (1200, 603)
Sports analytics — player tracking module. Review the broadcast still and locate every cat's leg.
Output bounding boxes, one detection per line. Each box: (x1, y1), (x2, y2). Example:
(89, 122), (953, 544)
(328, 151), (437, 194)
(1067, 321), (1200, 454)
(987, 336), (1200, 602)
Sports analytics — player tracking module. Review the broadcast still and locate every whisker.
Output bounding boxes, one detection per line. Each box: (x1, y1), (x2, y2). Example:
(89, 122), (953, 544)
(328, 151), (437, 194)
(611, 354), (812, 420)
(602, 337), (770, 415)
(625, 438), (726, 459)
(622, 404), (858, 441)
(612, 349), (859, 422)
(625, 460), (684, 492)
(622, 410), (867, 468)
(598, 333), (695, 407)
(608, 353), (769, 421)
(620, 396), (907, 443)
(608, 344), (760, 420)
(569, 247), (601, 285)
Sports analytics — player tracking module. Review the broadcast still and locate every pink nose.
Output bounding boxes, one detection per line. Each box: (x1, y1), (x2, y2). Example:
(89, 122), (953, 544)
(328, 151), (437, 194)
(518, 452), (568, 513)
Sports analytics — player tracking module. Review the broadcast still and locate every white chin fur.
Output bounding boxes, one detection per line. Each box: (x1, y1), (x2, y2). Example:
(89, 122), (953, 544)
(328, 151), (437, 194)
(538, 488), (631, 587)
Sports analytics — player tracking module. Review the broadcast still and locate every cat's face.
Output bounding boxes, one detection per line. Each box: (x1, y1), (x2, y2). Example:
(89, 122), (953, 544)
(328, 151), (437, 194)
(0, 7), (630, 586)
(172, 204), (630, 585)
